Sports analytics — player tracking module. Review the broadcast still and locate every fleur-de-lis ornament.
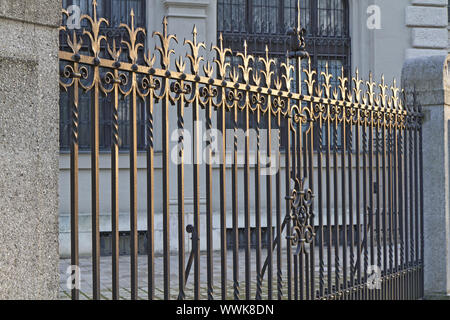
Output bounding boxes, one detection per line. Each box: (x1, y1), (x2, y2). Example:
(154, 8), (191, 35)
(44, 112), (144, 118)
(237, 41), (254, 84)
(321, 62), (333, 99)
(282, 53), (295, 92)
(353, 69), (363, 104)
(303, 57), (316, 96)
(175, 56), (186, 73)
(107, 39), (122, 63)
(203, 61), (214, 78)
(391, 79), (400, 109)
(259, 46), (275, 88)
(366, 72), (378, 106)
(153, 17), (178, 70)
(184, 26), (206, 76)
(81, 0), (108, 59)
(120, 9), (146, 66)
(379, 75), (388, 108)
(144, 49), (156, 69)
(67, 30), (83, 56)
(212, 33), (231, 80)
(338, 66), (348, 101)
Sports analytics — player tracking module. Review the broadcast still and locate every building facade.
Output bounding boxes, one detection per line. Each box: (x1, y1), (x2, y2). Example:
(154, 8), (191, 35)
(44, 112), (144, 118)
(58, 0), (449, 257)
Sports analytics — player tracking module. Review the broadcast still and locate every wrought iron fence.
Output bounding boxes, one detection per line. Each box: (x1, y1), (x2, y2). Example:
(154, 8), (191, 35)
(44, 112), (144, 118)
(59, 1), (424, 300)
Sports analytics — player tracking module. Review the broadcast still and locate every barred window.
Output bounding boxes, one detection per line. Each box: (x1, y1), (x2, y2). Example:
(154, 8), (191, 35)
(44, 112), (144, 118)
(217, 0), (351, 149)
(59, 0), (146, 151)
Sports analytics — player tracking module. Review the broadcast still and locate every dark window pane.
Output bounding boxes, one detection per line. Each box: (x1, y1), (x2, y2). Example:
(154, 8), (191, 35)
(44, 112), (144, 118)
(60, 0), (146, 151)
(217, 0), (351, 150)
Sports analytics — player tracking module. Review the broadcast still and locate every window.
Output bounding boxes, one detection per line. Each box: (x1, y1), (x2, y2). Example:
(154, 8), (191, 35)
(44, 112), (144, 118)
(217, 0), (350, 71)
(217, 0), (351, 149)
(60, 0), (146, 151)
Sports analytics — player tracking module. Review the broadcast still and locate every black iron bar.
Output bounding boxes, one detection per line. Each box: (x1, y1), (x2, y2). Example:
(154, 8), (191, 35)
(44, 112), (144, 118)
(318, 114), (325, 299)
(193, 82), (201, 300)
(91, 64), (101, 301)
(255, 105), (262, 300)
(266, 111), (273, 300)
(326, 104), (332, 297)
(162, 76), (171, 300)
(355, 112), (362, 300)
(205, 85), (214, 301)
(111, 69), (120, 300)
(177, 81), (186, 300)
(285, 115), (292, 300)
(232, 90), (239, 301)
(218, 87), (227, 300)
(130, 70), (138, 300)
(70, 61), (80, 301)
(307, 108), (316, 301)
(244, 93), (251, 300)
(382, 118), (388, 300)
(276, 115), (283, 300)
(147, 76), (155, 300)
(342, 113), (348, 300)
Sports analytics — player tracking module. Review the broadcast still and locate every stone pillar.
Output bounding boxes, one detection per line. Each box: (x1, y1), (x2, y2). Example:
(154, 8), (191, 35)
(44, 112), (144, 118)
(402, 54), (450, 299)
(0, 0), (60, 299)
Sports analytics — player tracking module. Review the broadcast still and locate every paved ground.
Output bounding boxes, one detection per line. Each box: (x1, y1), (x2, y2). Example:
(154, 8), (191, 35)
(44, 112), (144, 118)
(59, 248), (356, 300)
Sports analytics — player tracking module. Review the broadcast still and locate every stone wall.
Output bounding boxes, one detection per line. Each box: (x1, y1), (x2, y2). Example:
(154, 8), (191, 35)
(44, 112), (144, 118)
(0, 0), (60, 299)
(402, 54), (450, 299)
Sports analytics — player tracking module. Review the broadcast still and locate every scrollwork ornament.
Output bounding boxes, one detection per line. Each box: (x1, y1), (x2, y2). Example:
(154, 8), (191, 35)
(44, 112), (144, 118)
(287, 178), (315, 256)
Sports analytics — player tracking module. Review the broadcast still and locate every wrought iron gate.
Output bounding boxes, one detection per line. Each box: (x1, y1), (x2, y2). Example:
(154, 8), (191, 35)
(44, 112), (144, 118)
(59, 2), (424, 300)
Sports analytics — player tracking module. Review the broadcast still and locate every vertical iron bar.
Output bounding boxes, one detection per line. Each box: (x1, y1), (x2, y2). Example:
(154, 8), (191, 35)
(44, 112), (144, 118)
(355, 112), (362, 299)
(162, 76), (171, 300)
(219, 87), (227, 300)
(193, 83), (201, 300)
(348, 115), (355, 299)
(333, 114), (340, 299)
(244, 94), (251, 300)
(318, 115), (325, 299)
(326, 104), (332, 297)
(130, 70), (138, 300)
(70, 62), (80, 301)
(375, 118), (382, 301)
(91, 65), (101, 300)
(404, 115), (409, 301)
(111, 69), (120, 300)
(369, 109), (375, 300)
(308, 106), (315, 301)
(177, 82), (186, 300)
(256, 106), (263, 300)
(147, 76), (155, 300)
(285, 111), (292, 300)
(388, 118), (394, 300)
(398, 118), (405, 300)
(393, 118), (399, 301)
(206, 86), (214, 301)
(341, 112), (348, 299)
(382, 115), (388, 300)
(232, 91), (239, 301)
(276, 113), (283, 300)
(266, 109), (273, 300)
